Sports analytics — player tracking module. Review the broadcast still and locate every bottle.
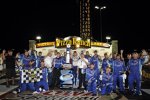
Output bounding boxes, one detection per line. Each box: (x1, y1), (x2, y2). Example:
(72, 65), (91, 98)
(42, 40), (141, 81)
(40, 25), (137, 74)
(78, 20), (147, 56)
(81, 68), (85, 74)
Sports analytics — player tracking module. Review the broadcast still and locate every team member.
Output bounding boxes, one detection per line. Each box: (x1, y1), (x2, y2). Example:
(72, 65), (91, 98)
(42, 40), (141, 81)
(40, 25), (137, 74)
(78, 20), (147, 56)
(102, 53), (111, 73)
(112, 54), (126, 93)
(86, 63), (98, 96)
(20, 60), (35, 92)
(128, 51), (145, 95)
(77, 53), (89, 90)
(85, 51), (91, 63)
(21, 50), (33, 69)
(36, 51), (44, 68)
(52, 52), (64, 88)
(35, 60), (49, 93)
(90, 50), (99, 70)
(100, 66), (113, 95)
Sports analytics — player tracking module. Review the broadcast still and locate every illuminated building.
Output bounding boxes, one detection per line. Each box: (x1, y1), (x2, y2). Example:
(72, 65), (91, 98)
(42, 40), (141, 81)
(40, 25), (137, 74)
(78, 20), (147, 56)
(80, 0), (91, 39)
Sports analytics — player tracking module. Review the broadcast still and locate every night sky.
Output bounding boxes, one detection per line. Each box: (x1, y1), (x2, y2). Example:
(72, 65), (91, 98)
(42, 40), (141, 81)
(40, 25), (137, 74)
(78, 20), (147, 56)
(1, 0), (149, 53)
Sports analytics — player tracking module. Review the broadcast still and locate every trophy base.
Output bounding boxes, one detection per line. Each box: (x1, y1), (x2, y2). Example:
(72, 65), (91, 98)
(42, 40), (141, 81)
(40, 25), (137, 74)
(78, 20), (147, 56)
(63, 63), (72, 69)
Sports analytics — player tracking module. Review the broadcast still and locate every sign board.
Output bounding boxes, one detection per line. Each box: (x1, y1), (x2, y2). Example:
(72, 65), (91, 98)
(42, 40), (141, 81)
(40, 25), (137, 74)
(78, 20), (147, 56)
(35, 36), (111, 48)
(55, 37), (91, 48)
(36, 42), (55, 48)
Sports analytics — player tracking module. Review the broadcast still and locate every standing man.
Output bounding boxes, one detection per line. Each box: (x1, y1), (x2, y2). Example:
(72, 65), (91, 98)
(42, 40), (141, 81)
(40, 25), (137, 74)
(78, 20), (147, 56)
(102, 53), (111, 73)
(90, 50), (99, 70)
(2, 49), (16, 87)
(52, 52), (64, 89)
(128, 51), (145, 96)
(77, 53), (89, 90)
(122, 50), (131, 89)
(85, 51), (91, 63)
(36, 51), (44, 68)
(112, 54), (126, 94)
(72, 51), (80, 86)
(44, 51), (53, 88)
(21, 50), (33, 69)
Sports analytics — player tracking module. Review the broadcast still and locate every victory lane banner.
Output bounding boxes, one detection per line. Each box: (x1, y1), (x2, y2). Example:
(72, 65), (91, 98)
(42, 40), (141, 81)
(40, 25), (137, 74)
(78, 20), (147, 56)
(21, 68), (43, 83)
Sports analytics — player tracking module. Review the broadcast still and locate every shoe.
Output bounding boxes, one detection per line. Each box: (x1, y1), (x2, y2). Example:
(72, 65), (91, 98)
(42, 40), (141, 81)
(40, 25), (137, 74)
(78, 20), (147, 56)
(113, 90), (116, 93)
(129, 91), (134, 95)
(32, 91), (40, 94)
(39, 87), (42, 92)
(120, 91), (125, 95)
(77, 87), (81, 89)
(134, 92), (142, 96)
(17, 89), (21, 93)
(84, 90), (88, 93)
(42, 89), (47, 93)
(12, 91), (17, 94)
(134, 93), (140, 96)
(92, 94), (97, 96)
(6, 84), (10, 88)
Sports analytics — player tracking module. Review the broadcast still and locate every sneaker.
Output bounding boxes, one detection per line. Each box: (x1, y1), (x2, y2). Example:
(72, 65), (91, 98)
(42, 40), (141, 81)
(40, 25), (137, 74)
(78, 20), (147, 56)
(42, 89), (47, 93)
(32, 91), (40, 94)
(139, 91), (142, 96)
(39, 87), (42, 92)
(17, 89), (21, 93)
(84, 90), (88, 93)
(12, 91), (17, 94)
(134, 92), (142, 96)
(43, 89), (46, 92)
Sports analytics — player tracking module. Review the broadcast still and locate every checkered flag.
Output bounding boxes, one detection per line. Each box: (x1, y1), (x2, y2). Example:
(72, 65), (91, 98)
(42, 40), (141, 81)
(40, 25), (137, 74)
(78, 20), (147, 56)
(21, 68), (43, 83)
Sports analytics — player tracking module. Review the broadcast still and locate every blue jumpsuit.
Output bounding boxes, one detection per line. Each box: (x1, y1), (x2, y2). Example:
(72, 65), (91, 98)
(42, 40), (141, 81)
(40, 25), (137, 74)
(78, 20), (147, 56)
(128, 59), (143, 95)
(85, 55), (91, 63)
(101, 72), (113, 95)
(112, 59), (126, 92)
(90, 56), (101, 81)
(86, 68), (98, 95)
(109, 58), (116, 67)
(35, 67), (49, 92)
(21, 55), (32, 69)
(102, 58), (111, 73)
(36, 56), (44, 68)
(53, 57), (64, 69)
(90, 55), (99, 70)
(20, 55), (36, 92)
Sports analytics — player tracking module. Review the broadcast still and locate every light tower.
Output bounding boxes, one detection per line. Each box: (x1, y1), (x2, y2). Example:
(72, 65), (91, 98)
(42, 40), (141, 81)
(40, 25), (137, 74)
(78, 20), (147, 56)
(80, 0), (91, 39)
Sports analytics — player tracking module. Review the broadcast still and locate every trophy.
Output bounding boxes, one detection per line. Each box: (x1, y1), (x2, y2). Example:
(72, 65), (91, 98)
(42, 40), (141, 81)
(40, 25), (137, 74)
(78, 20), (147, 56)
(60, 44), (73, 88)
(63, 44), (72, 69)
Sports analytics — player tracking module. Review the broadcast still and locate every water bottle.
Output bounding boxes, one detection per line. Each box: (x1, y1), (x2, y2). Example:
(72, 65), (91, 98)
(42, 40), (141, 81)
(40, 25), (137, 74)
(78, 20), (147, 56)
(81, 68), (85, 74)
